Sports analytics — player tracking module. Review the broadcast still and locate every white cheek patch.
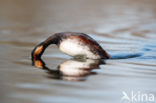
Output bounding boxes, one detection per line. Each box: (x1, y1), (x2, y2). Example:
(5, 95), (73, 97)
(59, 38), (100, 59)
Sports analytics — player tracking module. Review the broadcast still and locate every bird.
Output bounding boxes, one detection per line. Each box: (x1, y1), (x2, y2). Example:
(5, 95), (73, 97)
(31, 32), (110, 65)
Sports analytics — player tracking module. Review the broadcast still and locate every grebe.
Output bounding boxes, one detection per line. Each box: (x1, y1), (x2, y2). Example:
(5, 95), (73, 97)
(32, 32), (110, 65)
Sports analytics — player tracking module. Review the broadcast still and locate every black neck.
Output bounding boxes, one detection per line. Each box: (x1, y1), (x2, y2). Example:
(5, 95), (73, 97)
(31, 34), (60, 65)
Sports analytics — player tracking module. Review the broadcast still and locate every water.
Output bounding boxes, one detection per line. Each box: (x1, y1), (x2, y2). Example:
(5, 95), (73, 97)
(0, 0), (156, 103)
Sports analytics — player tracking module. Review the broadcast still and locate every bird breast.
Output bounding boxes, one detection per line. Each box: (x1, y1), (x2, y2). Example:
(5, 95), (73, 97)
(58, 38), (101, 59)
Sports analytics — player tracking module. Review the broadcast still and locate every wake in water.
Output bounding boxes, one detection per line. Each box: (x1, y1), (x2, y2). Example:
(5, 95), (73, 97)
(109, 52), (143, 59)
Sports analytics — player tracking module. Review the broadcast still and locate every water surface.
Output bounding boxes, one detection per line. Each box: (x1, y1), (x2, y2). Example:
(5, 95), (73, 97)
(0, 0), (156, 103)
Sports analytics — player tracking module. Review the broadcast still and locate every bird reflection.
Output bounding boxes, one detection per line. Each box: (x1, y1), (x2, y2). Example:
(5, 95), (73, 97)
(33, 58), (105, 81)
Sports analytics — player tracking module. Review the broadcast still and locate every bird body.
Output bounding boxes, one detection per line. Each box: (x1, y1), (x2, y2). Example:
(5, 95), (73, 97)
(59, 35), (103, 59)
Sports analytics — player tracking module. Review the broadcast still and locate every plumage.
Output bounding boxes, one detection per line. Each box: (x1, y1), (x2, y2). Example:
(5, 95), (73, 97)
(31, 32), (110, 65)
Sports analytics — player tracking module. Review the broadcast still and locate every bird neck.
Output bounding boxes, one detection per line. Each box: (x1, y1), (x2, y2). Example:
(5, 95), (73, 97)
(31, 34), (59, 65)
(31, 42), (47, 65)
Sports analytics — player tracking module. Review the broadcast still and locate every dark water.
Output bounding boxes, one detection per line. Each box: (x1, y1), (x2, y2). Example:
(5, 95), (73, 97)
(0, 0), (156, 103)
